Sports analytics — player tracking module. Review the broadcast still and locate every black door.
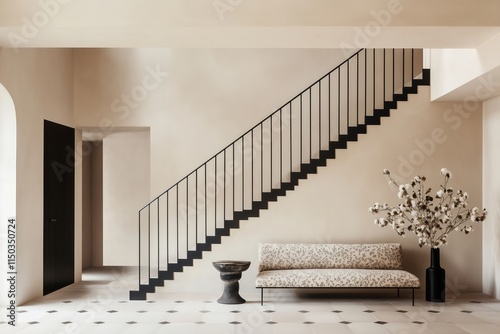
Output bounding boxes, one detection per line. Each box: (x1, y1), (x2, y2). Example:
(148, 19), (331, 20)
(43, 120), (75, 295)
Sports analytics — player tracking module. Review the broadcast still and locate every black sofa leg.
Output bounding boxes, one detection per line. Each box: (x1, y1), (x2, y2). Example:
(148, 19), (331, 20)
(412, 288), (415, 306)
(261, 288), (264, 306)
(397, 288), (400, 297)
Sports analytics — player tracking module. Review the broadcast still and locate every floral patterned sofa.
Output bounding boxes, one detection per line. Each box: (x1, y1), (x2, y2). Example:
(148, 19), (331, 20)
(255, 243), (420, 305)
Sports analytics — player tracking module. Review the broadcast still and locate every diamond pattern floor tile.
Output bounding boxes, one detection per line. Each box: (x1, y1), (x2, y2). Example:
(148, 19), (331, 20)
(1, 267), (498, 334)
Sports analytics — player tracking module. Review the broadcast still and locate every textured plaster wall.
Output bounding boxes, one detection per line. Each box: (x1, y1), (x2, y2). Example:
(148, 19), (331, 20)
(75, 49), (483, 297)
(75, 48), (352, 265)
(0, 48), (78, 305)
(103, 130), (150, 266)
(154, 86), (484, 296)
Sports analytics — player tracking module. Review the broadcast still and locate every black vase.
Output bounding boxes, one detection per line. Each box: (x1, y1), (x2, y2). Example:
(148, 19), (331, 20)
(426, 247), (446, 302)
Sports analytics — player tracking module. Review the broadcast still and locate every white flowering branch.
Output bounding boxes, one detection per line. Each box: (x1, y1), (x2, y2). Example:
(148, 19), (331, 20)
(369, 168), (487, 248)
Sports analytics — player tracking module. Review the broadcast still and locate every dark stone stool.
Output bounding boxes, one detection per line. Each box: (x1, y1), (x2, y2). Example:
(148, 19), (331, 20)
(212, 260), (251, 304)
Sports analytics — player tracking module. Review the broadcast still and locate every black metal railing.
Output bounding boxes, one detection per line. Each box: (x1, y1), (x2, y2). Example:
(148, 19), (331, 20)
(132, 49), (425, 296)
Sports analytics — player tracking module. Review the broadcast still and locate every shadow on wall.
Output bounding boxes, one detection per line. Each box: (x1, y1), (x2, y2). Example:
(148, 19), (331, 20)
(0, 83), (16, 310)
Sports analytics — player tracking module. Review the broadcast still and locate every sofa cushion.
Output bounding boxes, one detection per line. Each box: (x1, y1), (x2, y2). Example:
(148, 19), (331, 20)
(255, 268), (420, 288)
(258, 243), (403, 272)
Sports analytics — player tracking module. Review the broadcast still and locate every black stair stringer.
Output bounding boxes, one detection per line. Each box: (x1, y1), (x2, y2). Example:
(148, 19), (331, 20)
(129, 68), (430, 301)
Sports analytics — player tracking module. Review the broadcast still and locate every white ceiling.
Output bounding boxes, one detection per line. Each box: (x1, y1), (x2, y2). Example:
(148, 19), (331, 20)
(0, 0), (500, 48)
(2, 0), (500, 102)
(1, 26), (500, 49)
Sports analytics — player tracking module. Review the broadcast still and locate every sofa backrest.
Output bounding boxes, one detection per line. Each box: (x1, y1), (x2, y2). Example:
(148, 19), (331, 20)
(258, 243), (403, 272)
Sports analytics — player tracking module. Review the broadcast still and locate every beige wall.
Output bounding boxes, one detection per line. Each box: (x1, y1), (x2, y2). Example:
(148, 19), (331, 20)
(483, 96), (500, 300)
(150, 85), (484, 295)
(103, 130), (150, 265)
(0, 48), (78, 305)
(74, 48), (352, 197)
(74, 48), (356, 267)
(75, 48), (483, 296)
(0, 46), (487, 305)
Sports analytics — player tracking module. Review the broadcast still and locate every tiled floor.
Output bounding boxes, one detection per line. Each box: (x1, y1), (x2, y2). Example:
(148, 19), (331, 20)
(2, 267), (500, 334)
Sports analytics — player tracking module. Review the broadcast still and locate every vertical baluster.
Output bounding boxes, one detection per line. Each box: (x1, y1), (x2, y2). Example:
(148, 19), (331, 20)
(251, 130), (254, 203)
(260, 124), (263, 195)
(373, 49), (376, 110)
(319, 81), (321, 151)
(402, 49), (405, 89)
(215, 157), (217, 225)
(289, 102), (292, 175)
(176, 184), (179, 261)
(280, 108), (282, 183)
(157, 198), (160, 273)
(186, 176), (189, 251)
(232, 144), (235, 213)
(357, 53), (359, 125)
(300, 94), (303, 164)
(309, 88), (312, 161)
(270, 117), (273, 190)
(392, 49), (395, 96)
(166, 191), (169, 267)
(338, 66), (341, 137)
(138, 211), (141, 286)
(412, 49), (414, 79)
(347, 59), (350, 128)
(328, 74), (331, 142)
(384, 49), (386, 102)
(148, 205), (151, 278)
(365, 49), (367, 120)
(242, 138), (244, 210)
(204, 165), (207, 238)
(224, 150), (226, 221)
(195, 170), (198, 245)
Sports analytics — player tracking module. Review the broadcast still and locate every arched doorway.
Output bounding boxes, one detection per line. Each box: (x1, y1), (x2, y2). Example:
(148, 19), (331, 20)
(0, 83), (16, 308)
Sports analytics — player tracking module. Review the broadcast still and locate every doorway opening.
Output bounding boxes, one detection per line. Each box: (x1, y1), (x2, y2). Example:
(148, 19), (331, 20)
(81, 128), (150, 272)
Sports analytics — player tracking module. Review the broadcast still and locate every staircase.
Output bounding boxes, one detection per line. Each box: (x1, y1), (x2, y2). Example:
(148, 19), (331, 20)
(129, 48), (430, 300)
